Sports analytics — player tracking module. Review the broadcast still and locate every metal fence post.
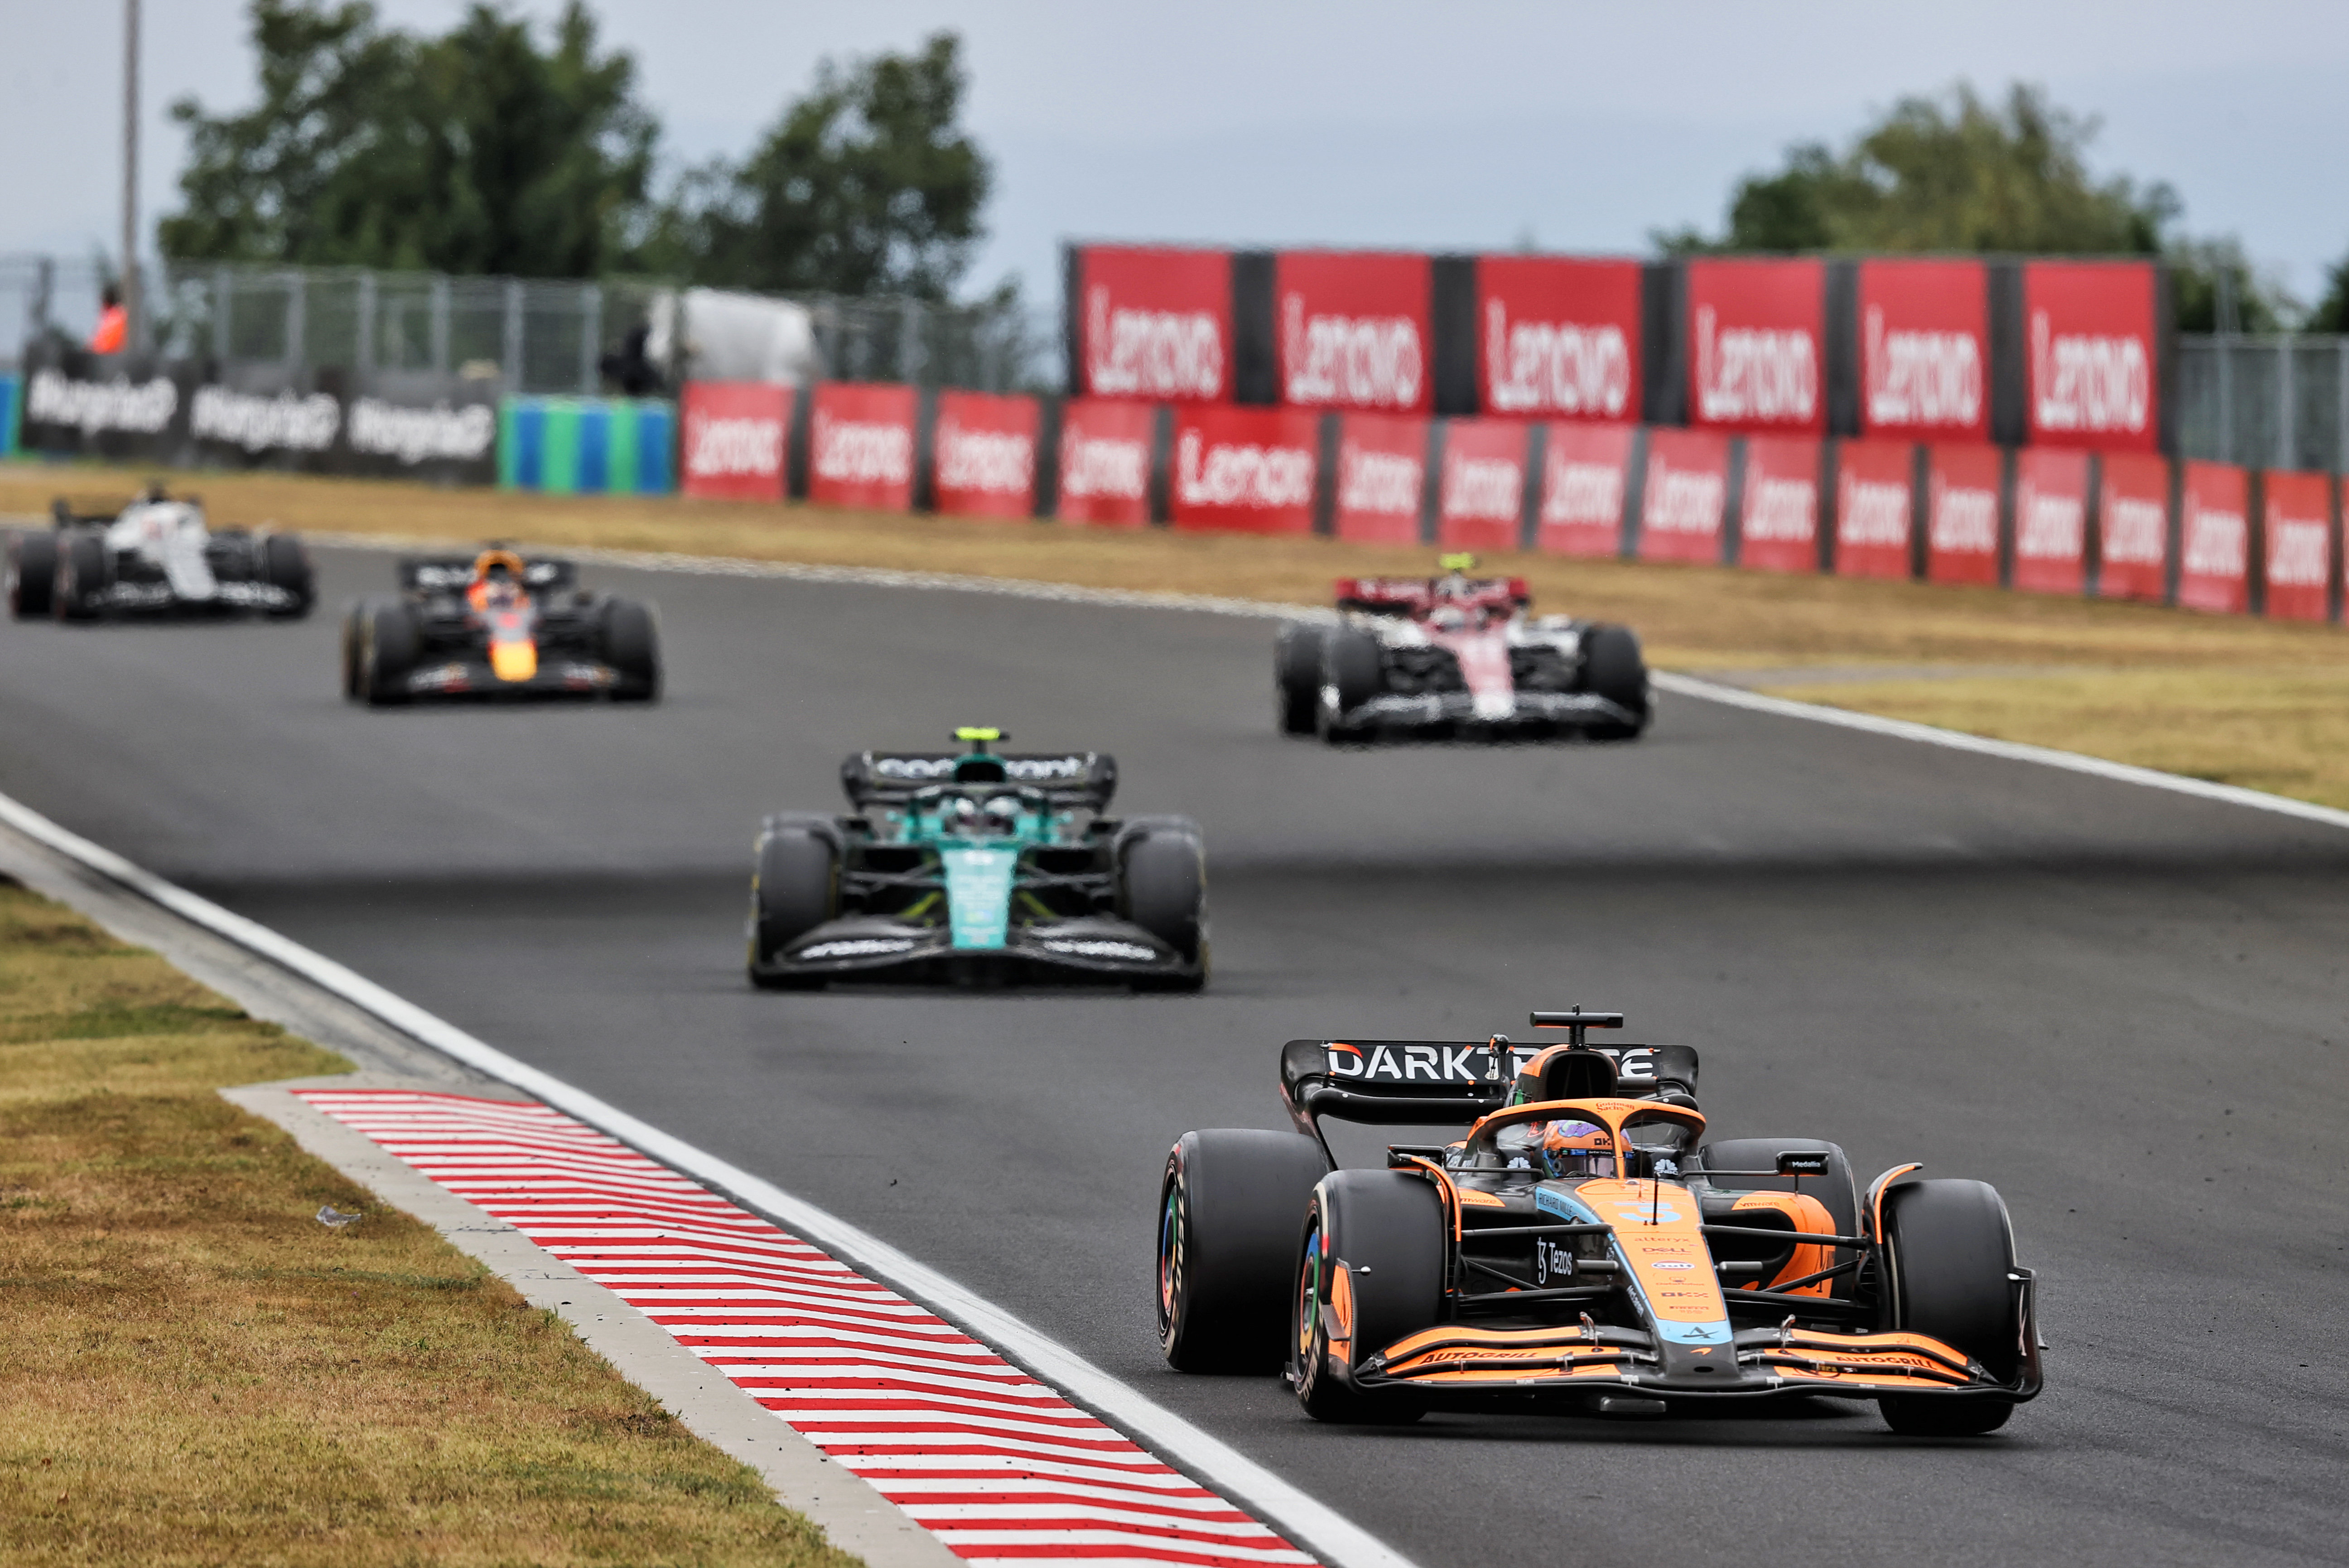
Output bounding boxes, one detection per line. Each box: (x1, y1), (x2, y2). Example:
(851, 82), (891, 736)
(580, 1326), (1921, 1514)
(579, 283), (602, 394)
(901, 297), (923, 385)
(2215, 334), (2234, 465)
(429, 275), (450, 373)
(2277, 336), (2294, 471)
(285, 270), (306, 370)
(502, 278), (524, 390)
(31, 255), (53, 340)
(355, 270), (377, 380)
(211, 267), (230, 360)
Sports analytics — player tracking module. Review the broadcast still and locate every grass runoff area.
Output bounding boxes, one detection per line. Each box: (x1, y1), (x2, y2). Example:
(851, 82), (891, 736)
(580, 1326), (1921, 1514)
(8, 460), (2349, 810)
(0, 879), (856, 1567)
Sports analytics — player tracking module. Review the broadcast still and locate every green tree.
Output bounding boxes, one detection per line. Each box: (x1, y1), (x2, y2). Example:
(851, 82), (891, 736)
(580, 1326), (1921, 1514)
(2166, 237), (2300, 333)
(161, 0), (656, 278)
(2309, 253), (2349, 333)
(1659, 82), (2176, 256)
(645, 32), (990, 299)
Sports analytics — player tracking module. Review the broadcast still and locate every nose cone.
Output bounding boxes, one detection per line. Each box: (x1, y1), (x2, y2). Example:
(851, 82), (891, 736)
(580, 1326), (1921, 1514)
(489, 640), (539, 682)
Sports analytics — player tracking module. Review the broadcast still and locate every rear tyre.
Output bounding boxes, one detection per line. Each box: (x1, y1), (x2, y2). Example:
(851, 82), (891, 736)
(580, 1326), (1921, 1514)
(339, 603), (365, 700)
(1579, 623), (1649, 740)
(360, 601), (420, 706)
(1274, 623), (1322, 736)
(1158, 1130), (1333, 1372)
(748, 817), (839, 990)
(1316, 626), (1384, 743)
(600, 597), (661, 702)
(1292, 1172), (1443, 1423)
(53, 531), (107, 622)
(7, 531), (57, 619)
(1877, 1178), (2022, 1436)
(261, 533), (314, 618)
(1119, 819), (1207, 989)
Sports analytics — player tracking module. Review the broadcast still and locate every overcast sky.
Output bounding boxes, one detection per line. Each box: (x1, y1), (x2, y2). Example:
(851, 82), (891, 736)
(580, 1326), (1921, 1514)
(4, 0), (2345, 305)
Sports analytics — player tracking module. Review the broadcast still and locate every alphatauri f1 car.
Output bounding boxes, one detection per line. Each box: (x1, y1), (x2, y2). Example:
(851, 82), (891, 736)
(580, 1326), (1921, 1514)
(1276, 555), (1647, 742)
(1158, 1009), (2040, 1434)
(342, 548), (660, 704)
(748, 728), (1208, 991)
(8, 487), (314, 621)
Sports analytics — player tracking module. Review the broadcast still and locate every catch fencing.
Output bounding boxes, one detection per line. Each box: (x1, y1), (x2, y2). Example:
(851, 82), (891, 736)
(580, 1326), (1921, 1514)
(2175, 335), (2349, 474)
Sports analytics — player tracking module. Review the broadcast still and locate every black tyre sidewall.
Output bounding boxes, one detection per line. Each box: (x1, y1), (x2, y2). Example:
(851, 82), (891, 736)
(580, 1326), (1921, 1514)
(1275, 623), (1322, 735)
(1882, 1178), (2021, 1383)
(1158, 1129), (1332, 1373)
(262, 533), (314, 617)
(362, 601), (420, 704)
(1119, 825), (1206, 965)
(600, 597), (662, 700)
(749, 822), (839, 969)
(1580, 623), (1649, 735)
(1293, 1170), (1443, 1421)
(8, 532), (57, 619)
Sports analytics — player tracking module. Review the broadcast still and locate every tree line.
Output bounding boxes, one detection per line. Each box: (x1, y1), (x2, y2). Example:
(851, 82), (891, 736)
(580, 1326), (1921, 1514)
(163, 7), (2344, 331)
(162, 1), (989, 301)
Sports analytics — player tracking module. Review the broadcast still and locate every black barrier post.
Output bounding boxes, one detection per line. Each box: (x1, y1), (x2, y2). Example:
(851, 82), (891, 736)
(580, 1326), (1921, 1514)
(911, 387), (939, 514)
(1818, 437), (1840, 574)
(1641, 265), (1687, 427)
(1313, 412), (1339, 536)
(1997, 444), (2018, 589)
(1621, 427), (1649, 559)
(1419, 419), (1445, 546)
(1062, 245), (1084, 400)
(1824, 260), (1860, 439)
(1431, 255), (1479, 417)
(2330, 470), (2345, 624)
(1909, 443), (1930, 581)
(2156, 265), (2179, 458)
(2247, 468), (2268, 617)
(1033, 396), (1062, 520)
(1519, 421), (1547, 552)
(2082, 452), (2105, 600)
(2163, 454), (2185, 608)
(786, 382), (815, 500)
(1231, 252), (1276, 406)
(1721, 437), (1747, 567)
(1988, 261), (2026, 447)
(1148, 404), (1174, 526)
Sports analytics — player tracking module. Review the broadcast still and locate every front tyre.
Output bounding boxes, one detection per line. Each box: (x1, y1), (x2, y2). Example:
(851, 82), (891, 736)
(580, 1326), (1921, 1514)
(1158, 1130), (1332, 1372)
(261, 532), (315, 618)
(1578, 623), (1649, 740)
(1292, 1171), (1443, 1423)
(748, 817), (839, 989)
(601, 597), (661, 702)
(360, 600), (419, 705)
(7, 531), (57, 619)
(1274, 623), (1323, 736)
(53, 532), (107, 622)
(1119, 818), (1207, 990)
(1316, 627), (1384, 744)
(1877, 1177), (2023, 1436)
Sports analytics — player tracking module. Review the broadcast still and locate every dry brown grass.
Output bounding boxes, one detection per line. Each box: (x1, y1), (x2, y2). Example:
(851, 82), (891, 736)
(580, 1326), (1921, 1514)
(7, 458), (2348, 807)
(0, 880), (859, 1567)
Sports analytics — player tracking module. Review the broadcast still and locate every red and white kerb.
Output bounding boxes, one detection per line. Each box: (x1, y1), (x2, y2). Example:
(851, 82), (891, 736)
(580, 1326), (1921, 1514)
(297, 1090), (1315, 1568)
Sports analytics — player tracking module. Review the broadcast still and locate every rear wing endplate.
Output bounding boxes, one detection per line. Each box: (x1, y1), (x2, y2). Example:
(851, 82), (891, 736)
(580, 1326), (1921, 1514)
(1278, 1037), (1701, 1134)
(840, 751), (1118, 811)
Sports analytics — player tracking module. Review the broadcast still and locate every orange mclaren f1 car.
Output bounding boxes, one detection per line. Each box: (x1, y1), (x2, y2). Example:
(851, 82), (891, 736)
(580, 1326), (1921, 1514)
(1157, 1009), (2041, 1434)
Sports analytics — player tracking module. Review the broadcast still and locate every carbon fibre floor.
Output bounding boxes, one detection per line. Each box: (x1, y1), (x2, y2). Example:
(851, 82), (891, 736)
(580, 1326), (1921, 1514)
(4, 543), (2346, 1567)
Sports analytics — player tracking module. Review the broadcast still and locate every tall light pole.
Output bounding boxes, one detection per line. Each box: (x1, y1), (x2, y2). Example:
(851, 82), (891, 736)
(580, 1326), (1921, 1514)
(121, 0), (141, 348)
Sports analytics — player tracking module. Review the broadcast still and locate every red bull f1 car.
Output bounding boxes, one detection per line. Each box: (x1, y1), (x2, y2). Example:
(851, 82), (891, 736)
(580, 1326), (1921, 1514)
(1276, 556), (1647, 742)
(8, 488), (314, 621)
(1158, 1009), (2040, 1434)
(342, 548), (660, 704)
(748, 728), (1208, 992)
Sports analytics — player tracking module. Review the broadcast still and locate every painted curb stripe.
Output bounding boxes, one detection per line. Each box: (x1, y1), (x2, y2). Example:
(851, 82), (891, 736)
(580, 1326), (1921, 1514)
(297, 1088), (1316, 1568)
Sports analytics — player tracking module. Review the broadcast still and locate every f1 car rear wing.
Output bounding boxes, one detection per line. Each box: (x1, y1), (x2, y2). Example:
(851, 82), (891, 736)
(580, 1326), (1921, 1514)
(1335, 574), (1531, 614)
(840, 751), (1119, 811)
(399, 556), (579, 594)
(1278, 1035), (1701, 1134)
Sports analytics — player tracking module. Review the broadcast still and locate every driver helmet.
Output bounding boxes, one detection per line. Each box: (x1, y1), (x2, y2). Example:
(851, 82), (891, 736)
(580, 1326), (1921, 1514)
(1428, 604), (1466, 632)
(1538, 1120), (1616, 1179)
(979, 795), (1020, 836)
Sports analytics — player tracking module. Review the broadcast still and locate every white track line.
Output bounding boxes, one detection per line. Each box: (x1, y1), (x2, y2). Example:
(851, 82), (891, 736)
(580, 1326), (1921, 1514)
(1650, 672), (2349, 834)
(313, 530), (2349, 834)
(0, 784), (1416, 1568)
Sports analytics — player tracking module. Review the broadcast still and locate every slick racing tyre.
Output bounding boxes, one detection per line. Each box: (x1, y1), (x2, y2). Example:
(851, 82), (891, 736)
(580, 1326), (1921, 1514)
(1117, 817), (1207, 989)
(52, 531), (108, 622)
(748, 815), (839, 990)
(1694, 1138), (1862, 1299)
(261, 532), (315, 618)
(600, 597), (661, 702)
(339, 603), (365, 700)
(1877, 1178), (2022, 1436)
(1293, 1171), (1443, 1423)
(1578, 623), (1649, 740)
(7, 531), (57, 619)
(359, 600), (420, 705)
(1316, 627), (1383, 743)
(1274, 623), (1323, 736)
(1158, 1129), (1332, 1373)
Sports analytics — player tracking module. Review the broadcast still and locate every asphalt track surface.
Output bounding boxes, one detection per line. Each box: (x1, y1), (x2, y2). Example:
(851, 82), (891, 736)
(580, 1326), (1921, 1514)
(5, 543), (2347, 1568)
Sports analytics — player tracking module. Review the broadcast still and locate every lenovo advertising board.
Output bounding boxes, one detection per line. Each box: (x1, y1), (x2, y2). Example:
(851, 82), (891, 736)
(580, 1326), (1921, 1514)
(2012, 448), (2089, 595)
(1638, 428), (1729, 563)
(2262, 471), (2334, 622)
(1072, 246), (1232, 404)
(2095, 451), (2170, 603)
(2178, 462), (2250, 613)
(809, 382), (917, 511)
(1687, 259), (1825, 435)
(1055, 399), (1155, 526)
(1275, 251), (1433, 414)
(1535, 422), (1633, 558)
(1333, 413), (1429, 544)
(680, 381), (791, 502)
(1170, 405), (1320, 534)
(1857, 260), (1987, 443)
(1437, 419), (1530, 550)
(1736, 434), (1820, 574)
(2024, 261), (2159, 454)
(1834, 439), (1914, 580)
(931, 391), (1040, 520)
(1478, 256), (1641, 423)
(1926, 443), (2003, 585)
